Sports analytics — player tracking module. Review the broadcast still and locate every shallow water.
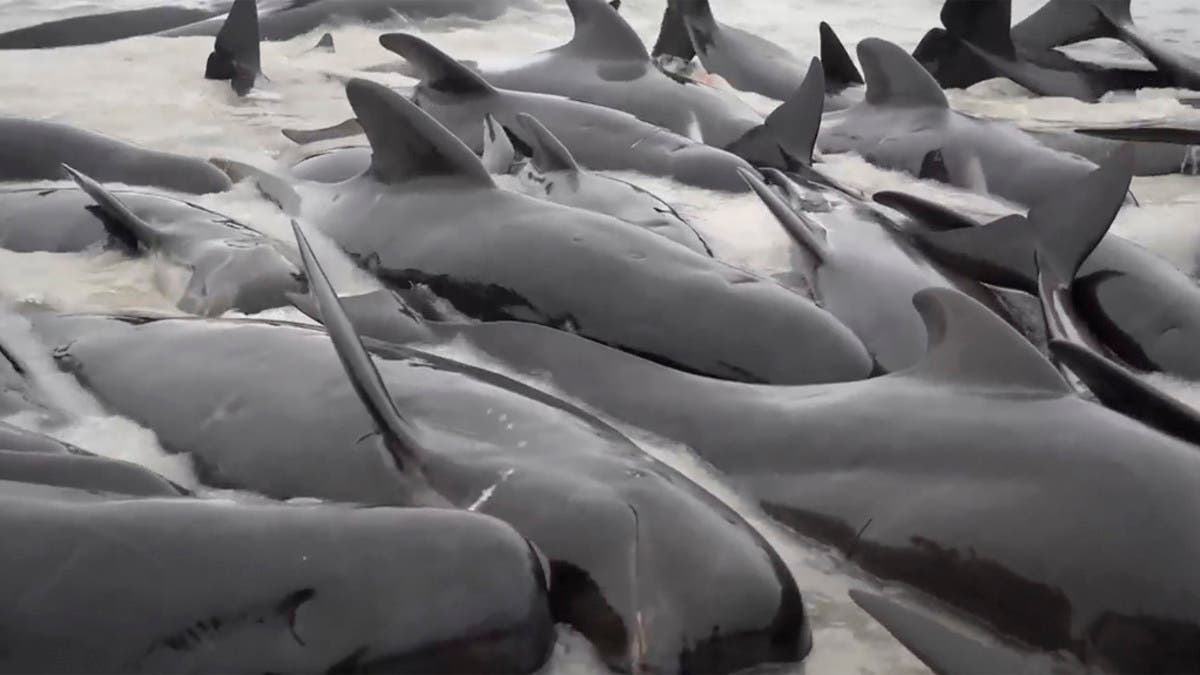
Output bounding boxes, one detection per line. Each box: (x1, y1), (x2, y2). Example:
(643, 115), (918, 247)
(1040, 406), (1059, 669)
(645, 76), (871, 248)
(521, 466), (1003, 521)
(1, 0), (1199, 673)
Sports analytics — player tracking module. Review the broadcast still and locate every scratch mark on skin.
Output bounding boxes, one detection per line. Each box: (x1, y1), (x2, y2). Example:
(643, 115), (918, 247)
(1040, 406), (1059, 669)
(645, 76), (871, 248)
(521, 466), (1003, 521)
(468, 468), (515, 511)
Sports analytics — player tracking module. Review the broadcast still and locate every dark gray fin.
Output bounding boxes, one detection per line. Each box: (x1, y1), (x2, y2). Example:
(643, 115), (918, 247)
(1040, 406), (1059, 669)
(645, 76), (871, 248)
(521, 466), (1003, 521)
(558, 0), (649, 61)
(289, 220), (426, 474)
(513, 113), (581, 174)
(650, 1), (696, 61)
(281, 118), (364, 145)
(209, 158), (303, 215)
(819, 22), (864, 89)
(609, 0), (620, 9)
(378, 33), (497, 97)
(1011, 0), (1120, 51)
(919, 149), (951, 184)
(1050, 339), (1200, 448)
(728, 57), (824, 170)
(287, 288), (435, 346)
(61, 164), (160, 249)
(481, 114), (519, 174)
(344, 77), (495, 187)
(205, 0), (261, 97)
(312, 32), (334, 52)
(907, 286), (1070, 392)
(738, 168), (829, 264)
(850, 591), (1035, 674)
(858, 38), (949, 108)
(675, 0), (719, 57)
(911, 27), (992, 90)
(1076, 126), (1200, 146)
(873, 191), (980, 232)
(941, 0), (1016, 60)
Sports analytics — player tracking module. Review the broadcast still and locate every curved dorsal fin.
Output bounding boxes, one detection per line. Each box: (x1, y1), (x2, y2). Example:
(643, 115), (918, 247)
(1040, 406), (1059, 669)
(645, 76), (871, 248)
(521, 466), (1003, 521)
(857, 37), (948, 108)
(819, 22), (864, 88)
(738, 168), (829, 264)
(559, 0), (649, 62)
(344, 77), (494, 187)
(904, 287), (1070, 393)
(289, 220), (427, 475)
(764, 57), (826, 165)
(61, 164), (160, 249)
(514, 113), (580, 174)
(378, 33), (497, 97)
(1050, 339), (1200, 449)
(205, 0), (260, 96)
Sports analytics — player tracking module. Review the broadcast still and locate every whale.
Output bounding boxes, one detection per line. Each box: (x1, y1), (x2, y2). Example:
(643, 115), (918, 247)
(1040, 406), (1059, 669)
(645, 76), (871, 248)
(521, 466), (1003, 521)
(0, 486), (556, 674)
(740, 167), (1009, 372)
(486, 113), (712, 255)
(29, 225), (814, 673)
(0, 170), (304, 317)
(380, 0), (818, 169)
(817, 37), (1098, 206)
(1011, 0), (1200, 91)
(907, 145), (1200, 381)
(265, 77), (870, 384)
(0, 117), (231, 194)
(203, 0), (262, 96)
(284, 251), (1200, 672)
(0, 0), (519, 48)
(62, 165), (306, 317)
(912, 0), (1167, 99)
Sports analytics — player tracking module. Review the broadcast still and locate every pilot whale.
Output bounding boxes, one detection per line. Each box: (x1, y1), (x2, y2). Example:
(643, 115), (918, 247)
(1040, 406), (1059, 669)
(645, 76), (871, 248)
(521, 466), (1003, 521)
(0, 486), (556, 674)
(818, 37), (1098, 206)
(0, 117), (231, 194)
(260, 77), (869, 384)
(30, 225), (813, 673)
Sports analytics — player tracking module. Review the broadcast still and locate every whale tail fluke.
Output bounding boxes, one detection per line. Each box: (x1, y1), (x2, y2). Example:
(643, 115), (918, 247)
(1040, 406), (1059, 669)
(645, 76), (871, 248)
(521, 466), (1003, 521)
(205, 0), (261, 96)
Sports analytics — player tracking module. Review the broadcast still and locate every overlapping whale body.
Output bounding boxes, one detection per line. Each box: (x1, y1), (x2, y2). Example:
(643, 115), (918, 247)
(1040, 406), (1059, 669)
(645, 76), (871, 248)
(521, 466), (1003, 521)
(2, 0), (1200, 673)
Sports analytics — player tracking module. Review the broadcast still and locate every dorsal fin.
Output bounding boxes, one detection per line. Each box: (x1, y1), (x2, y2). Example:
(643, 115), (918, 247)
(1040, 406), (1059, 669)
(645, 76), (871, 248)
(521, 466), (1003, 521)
(61, 164), (161, 248)
(481, 114), (518, 174)
(205, 0), (260, 97)
(919, 149), (951, 184)
(378, 33), (497, 97)
(914, 213), (1037, 291)
(858, 37), (948, 108)
(873, 191), (980, 232)
(559, 0), (649, 61)
(676, 0), (719, 56)
(941, 0), (1016, 60)
(850, 591), (1036, 674)
(289, 220), (428, 476)
(904, 287), (1070, 392)
(738, 168), (829, 264)
(819, 22), (864, 88)
(514, 113), (581, 174)
(650, 1), (696, 61)
(344, 77), (495, 187)
(729, 57), (824, 169)
(312, 32), (334, 52)
(1029, 143), (1132, 285)
(1050, 339), (1200, 449)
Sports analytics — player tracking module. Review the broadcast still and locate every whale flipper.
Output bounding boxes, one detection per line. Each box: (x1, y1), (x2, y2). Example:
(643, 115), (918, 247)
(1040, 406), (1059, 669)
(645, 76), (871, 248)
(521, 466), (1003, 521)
(739, 168), (829, 264)
(209, 158), (303, 214)
(850, 590), (1037, 674)
(819, 22), (864, 90)
(858, 38), (949, 108)
(561, 0), (649, 61)
(205, 0), (260, 96)
(290, 220), (431, 481)
(1049, 339), (1200, 448)
(514, 113), (581, 174)
(727, 57), (825, 169)
(873, 191), (980, 232)
(345, 73), (495, 187)
(287, 287), (435, 346)
(61, 164), (163, 249)
(906, 287), (1070, 392)
(282, 118), (364, 144)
